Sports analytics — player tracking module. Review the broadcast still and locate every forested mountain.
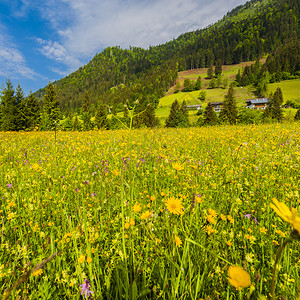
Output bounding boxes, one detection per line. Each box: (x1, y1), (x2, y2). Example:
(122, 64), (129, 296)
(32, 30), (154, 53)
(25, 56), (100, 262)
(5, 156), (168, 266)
(34, 0), (300, 114)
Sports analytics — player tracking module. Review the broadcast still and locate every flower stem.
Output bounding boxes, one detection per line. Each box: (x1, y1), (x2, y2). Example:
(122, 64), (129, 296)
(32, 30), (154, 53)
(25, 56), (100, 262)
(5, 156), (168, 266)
(270, 237), (292, 300)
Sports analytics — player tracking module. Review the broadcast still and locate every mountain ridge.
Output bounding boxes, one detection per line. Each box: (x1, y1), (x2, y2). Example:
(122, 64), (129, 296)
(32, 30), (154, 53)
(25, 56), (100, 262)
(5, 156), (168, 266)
(34, 0), (300, 115)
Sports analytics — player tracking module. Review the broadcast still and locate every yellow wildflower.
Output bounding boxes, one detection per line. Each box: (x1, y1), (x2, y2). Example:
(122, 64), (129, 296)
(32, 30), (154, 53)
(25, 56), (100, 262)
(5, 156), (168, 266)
(32, 268), (43, 277)
(133, 204), (141, 213)
(86, 257), (92, 263)
(165, 197), (184, 215)
(78, 254), (85, 264)
(141, 210), (152, 220)
(207, 215), (216, 224)
(260, 226), (267, 234)
(270, 198), (300, 233)
(208, 208), (217, 217)
(175, 235), (182, 247)
(172, 163), (184, 171)
(206, 225), (215, 235)
(228, 266), (251, 289)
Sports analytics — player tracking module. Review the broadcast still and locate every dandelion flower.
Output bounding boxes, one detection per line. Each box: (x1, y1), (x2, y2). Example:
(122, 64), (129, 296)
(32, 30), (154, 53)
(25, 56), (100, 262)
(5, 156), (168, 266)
(270, 198), (300, 233)
(86, 257), (92, 263)
(141, 210), (152, 220)
(165, 197), (184, 215)
(207, 215), (216, 224)
(175, 235), (182, 247)
(78, 254), (85, 264)
(228, 266), (251, 289)
(133, 204), (142, 213)
(172, 163), (184, 171)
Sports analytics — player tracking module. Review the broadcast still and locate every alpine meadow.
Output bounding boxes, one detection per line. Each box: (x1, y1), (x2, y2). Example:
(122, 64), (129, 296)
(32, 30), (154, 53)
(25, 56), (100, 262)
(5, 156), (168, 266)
(1, 0), (300, 299)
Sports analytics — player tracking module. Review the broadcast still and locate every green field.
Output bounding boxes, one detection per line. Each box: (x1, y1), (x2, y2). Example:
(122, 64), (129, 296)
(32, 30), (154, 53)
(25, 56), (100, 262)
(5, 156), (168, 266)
(157, 62), (300, 125)
(1, 123), (300, 299)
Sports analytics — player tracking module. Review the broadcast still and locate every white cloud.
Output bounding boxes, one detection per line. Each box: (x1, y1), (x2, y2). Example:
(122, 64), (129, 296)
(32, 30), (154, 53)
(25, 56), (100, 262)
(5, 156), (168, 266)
(36, 38), (81, 67)
(0, 26), (37, 79)
(33, 0), (248, 74)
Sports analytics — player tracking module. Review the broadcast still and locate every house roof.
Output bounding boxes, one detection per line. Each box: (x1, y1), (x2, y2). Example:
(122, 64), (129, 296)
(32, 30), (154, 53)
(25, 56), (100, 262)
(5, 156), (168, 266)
(186, 104), (202, 108)
(210, 102), (223, 106)
(245, 98), (269, 104)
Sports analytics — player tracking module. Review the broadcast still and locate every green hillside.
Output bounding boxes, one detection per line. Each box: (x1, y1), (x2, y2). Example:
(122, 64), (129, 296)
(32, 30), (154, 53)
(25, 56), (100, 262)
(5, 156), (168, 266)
(157, 61), (300, 125)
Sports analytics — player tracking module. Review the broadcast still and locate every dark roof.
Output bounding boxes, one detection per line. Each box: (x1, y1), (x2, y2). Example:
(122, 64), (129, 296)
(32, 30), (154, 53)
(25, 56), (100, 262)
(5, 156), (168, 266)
(245, 98), (269, 104)
(210, 102), (223, 106)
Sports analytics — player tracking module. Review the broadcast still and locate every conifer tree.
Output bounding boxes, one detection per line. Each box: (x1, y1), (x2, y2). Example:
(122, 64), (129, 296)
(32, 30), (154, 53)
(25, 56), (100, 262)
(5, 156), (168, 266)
(165, 99), (190, 128)
(194, 76), (202, 90)
(0, 79), (16, 131)
(95, 102), (109, 129)
(165, 99), (181, 127)
(203, 102), (217, 125)
(142, 103), (158, 127)
(263, 87), (283, 121)
(215, 59), (222, 77)
(15, 83), (25, 131)
(294, 108), (300, 121)
(41, 82), (61, 130)
(26, 92), (41, 130)
(220, 84), (237, 124)
(179, 100), (190, 127)
(182, 79), (194, 92)
(82, 92), (92, 130)
(207, 65), (214, 79)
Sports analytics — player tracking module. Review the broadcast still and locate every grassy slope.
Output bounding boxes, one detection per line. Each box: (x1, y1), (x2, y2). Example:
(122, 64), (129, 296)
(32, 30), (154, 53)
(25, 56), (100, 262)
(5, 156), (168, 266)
(157, 61), (300, 125)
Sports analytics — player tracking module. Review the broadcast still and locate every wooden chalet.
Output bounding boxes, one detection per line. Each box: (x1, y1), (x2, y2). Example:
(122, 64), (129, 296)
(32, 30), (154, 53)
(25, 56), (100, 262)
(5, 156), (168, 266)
(245, 98), (269, 109)
(210, 102), (223, 112)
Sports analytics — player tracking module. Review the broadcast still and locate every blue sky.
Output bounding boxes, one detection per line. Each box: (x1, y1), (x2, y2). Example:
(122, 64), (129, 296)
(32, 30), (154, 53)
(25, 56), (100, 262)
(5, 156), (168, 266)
(0, 0), (248, 95)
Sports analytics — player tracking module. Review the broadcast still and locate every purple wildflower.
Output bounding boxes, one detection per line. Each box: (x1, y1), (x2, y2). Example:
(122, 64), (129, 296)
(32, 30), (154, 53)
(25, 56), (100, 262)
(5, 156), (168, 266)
(254, 217), (259, 224)
(244, 214), (251, 219)
(7, 183), (12, 189)
(79, 278), (94, 299)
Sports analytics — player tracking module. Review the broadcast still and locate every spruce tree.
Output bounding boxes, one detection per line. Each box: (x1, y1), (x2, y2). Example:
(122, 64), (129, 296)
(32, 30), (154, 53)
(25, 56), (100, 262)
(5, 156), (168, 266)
(82, 92), (92, 130)
(179, 100), (190, 127)
(220, 84), (237, 124)
(207, 65), (214, 79)
(142, 103), (158, 127)
(165, 99), (181, 127)
(41, 82), (61, 130)
(203, 102), (217, 125)
(194, 76), (202, 90)
(0, 79), (16, 131)
(263, 87), (283, 121)
(15, 83), (25, 131)
(215, 59), (222, 77)
(26, 92), (41, 130)
(94, 102), (109, 129)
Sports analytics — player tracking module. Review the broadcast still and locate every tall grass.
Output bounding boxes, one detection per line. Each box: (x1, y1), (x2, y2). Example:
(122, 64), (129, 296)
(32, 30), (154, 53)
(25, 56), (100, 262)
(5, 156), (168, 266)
(0, 123), (300, 299)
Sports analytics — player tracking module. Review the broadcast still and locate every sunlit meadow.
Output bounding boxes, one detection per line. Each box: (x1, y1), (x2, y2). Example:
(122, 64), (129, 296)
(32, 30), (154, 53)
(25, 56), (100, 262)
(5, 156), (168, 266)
(1, 123), (300, 299)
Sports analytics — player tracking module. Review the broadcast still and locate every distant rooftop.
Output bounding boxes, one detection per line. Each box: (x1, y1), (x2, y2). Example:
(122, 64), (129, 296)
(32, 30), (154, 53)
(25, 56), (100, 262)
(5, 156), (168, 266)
(245, 98), (269, 104)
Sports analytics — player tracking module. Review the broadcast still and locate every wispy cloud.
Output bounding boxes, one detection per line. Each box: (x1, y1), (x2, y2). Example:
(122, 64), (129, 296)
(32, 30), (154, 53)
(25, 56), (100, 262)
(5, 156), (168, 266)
(36, 38), (82, 75)
(0, 25), (38, 79)
(12, 0), (248, 76)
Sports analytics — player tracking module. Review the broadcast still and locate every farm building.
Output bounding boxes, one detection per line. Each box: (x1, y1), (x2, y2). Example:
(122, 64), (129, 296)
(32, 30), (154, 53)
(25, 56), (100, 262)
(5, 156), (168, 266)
(210, 102), (223, 112)
(186, 104), (202, 110)
(245, 98), (269, 109)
